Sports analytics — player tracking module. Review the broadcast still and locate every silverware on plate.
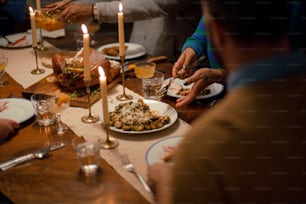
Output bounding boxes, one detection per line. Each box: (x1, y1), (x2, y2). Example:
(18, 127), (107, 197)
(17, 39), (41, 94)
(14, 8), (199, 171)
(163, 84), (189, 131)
(121, 154), (153, 194)
(0, 143), (66, 171)
(1, 35), (12, 44)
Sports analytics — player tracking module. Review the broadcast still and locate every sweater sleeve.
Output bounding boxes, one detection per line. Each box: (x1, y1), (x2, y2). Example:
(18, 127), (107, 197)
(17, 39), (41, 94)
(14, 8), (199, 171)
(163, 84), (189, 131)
(182, 16), (221, 68)
(182, 17), (207, 58)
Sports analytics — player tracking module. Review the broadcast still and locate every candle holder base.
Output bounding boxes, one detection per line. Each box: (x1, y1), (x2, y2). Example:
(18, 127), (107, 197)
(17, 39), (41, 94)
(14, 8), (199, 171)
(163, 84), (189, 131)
(31, 68), (45, 75)
(116, 93), (132, 101)
(38, 46), (48, 52)
(101, 137), (119, 149)
(81, 114), (99, 123)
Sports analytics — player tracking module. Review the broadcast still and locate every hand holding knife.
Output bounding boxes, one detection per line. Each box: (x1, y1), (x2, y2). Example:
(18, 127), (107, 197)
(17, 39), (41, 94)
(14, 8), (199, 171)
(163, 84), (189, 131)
(175, 55), (206, 79)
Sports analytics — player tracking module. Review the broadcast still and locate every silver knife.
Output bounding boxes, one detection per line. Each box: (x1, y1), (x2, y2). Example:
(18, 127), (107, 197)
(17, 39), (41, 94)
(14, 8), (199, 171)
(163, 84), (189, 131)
(0, 143), (66, 171)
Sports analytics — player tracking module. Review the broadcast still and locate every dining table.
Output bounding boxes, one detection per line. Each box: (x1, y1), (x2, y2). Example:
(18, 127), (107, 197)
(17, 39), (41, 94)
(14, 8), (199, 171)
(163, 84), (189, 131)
(0, 28), (225, 204)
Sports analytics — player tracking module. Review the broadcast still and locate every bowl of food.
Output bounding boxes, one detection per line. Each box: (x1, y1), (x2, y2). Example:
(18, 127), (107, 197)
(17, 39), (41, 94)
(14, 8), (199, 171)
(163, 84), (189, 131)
(35, 10), (66, 31)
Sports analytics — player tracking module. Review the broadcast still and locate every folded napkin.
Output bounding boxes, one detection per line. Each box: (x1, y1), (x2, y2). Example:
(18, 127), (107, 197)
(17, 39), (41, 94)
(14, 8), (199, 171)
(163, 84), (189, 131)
(42, 29), (66, 38)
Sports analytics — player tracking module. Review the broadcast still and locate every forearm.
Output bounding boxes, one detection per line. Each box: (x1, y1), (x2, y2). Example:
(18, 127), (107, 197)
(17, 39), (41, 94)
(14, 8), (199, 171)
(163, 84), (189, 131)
(96, 0), (167, 23)
(182, 17), (207, 58)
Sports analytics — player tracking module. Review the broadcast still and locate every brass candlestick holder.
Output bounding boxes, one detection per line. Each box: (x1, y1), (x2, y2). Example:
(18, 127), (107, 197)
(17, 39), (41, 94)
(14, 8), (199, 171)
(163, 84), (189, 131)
(116, 55), (132, 101)
(101, 124), (118, 149)
(81, 79), (99, 123)
(31, 46), (45, 75)
(38, 29), (48, 51)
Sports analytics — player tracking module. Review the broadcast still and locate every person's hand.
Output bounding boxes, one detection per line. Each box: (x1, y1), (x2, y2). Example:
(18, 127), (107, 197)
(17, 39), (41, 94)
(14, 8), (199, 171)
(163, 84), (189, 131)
(176, 68), (225, 108)
(0, 118), (19, 140)
(172, 48), (197, 78)
(44, 1), (70, 12)
(147, 163), (172, 204)
(57, 4), (92, 23)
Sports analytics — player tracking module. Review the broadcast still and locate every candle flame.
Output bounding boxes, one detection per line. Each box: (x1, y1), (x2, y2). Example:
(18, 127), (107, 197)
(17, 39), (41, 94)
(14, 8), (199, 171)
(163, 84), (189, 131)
(98, 66), (105, 77)
(81, 24), (88, 34)
(29, 6), (33, 13)
(119, 3), (123, 12)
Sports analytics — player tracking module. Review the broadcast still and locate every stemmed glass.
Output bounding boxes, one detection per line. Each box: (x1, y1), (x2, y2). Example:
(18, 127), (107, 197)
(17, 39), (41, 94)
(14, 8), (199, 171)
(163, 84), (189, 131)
(54, 95), (71, 135)
(0, 55), (8, 86)
(87, 19), (100, 46)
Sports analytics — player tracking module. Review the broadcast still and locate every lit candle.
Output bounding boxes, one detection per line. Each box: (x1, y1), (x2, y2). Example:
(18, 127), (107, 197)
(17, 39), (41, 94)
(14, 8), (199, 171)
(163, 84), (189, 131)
(29, 7), (37, 48)
(118, 3), (125, 57)
(98, 67), (109, 126)
(81, 24), (91, 81)
(36, 0), (41, 10)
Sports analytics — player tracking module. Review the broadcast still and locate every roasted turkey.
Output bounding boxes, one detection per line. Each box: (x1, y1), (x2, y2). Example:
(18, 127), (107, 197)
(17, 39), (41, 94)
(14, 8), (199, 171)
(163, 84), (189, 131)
(52, 48), (120, 91)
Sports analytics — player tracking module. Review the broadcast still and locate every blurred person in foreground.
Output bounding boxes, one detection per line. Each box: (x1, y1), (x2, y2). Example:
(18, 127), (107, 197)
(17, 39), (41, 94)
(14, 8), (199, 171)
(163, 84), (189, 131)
(45, 0), (201, 60)
(147, 0), (306, 203)
(172, 2), (306, 108)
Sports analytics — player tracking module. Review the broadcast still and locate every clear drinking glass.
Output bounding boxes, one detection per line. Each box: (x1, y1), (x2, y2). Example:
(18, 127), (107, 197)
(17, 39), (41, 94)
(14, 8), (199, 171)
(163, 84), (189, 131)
(31, 94), (56, 126)
(72, 137), (101, 176)
(54, 95), (71, 135)
(87, 19), (100, 46)
(142, 71), (164, 100)
(0, 56), (8, 86)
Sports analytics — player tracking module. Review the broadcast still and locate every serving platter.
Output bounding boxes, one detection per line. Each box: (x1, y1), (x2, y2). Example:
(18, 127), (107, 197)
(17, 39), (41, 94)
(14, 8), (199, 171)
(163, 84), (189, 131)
(22, 74), (121, 108)
(109, 99), (178, 134)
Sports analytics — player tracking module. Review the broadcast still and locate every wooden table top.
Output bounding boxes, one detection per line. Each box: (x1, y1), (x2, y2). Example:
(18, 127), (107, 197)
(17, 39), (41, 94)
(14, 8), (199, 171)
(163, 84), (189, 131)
(0, 33), (225, 203)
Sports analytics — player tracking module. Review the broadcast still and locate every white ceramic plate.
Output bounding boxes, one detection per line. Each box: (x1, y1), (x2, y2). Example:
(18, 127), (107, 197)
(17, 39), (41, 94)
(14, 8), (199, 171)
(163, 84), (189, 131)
(97, 43), (146, 60)
(166, 78), (224, 99)
(0, 33), (39, 49)
(146, 135), (182, 165)
(109, 99), (178, 134)
(0, 98), (34, 124)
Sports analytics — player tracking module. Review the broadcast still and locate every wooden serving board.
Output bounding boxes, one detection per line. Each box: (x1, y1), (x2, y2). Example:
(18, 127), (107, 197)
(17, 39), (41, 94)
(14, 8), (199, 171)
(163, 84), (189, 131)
(22, 74), (122, 108)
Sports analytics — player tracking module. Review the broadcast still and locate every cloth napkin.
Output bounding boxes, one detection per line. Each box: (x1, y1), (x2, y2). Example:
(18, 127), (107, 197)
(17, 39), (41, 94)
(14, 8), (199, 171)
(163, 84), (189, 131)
(61, 85), (191, 203)
(42, 29), (66, 39)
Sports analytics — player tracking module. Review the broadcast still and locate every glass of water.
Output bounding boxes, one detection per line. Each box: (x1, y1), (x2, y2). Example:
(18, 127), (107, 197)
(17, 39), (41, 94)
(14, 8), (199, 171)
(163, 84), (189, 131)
(72, 137), (101, 176)
(0, 56), (8, 86)
(141, 71), (164, 100)
(31, 94), (56, 126)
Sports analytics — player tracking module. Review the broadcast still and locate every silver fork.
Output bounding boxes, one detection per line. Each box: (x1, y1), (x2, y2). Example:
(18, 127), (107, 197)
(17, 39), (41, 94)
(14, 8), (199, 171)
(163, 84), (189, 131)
(121, 154), (152, 194)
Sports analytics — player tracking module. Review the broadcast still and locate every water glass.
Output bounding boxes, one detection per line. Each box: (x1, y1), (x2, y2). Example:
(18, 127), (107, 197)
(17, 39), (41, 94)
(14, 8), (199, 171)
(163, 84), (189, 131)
(142, 71), (164, 100)
(72, 137), (101, 176)
(31, 94), (56, 126)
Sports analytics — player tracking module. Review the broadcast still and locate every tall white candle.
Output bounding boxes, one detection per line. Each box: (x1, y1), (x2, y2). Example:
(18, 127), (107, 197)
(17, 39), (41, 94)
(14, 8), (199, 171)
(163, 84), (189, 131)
(36, 0), (41, 10)
(98, 67), (109, 126)
(81, 24), (91, 81)
(118, 3), (125, 57)
(29, 7), (37, 48)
